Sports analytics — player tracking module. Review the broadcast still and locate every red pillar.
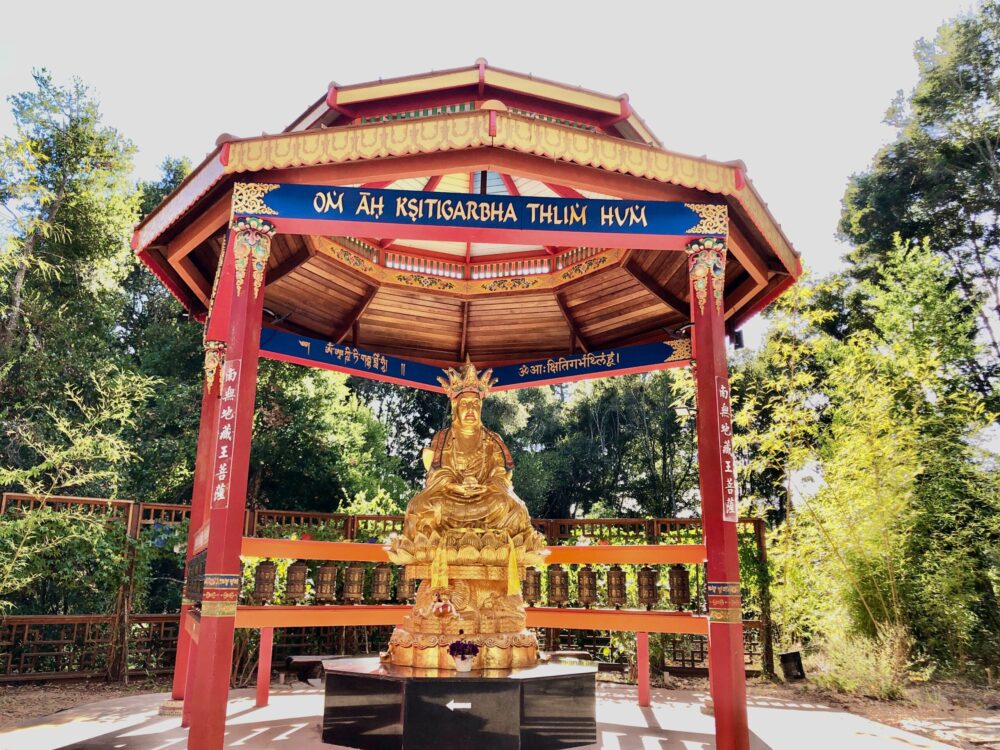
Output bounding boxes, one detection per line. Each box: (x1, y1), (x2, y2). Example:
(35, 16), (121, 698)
(687, 238), (749, 750)
(256, 627), (274, 707)
(173, 367), (222, 704)
(187, 218), (275, 750)
(636, 632), (651, 707)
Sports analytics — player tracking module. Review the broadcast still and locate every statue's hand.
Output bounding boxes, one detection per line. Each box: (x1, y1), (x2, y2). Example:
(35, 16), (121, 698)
(446, 482), (487, 498)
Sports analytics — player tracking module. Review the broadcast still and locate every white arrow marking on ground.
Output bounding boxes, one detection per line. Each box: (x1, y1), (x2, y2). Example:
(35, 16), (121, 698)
(229, 727), (269, 746)
(446, 700), (473, 711)
(273, 723), (308, 741)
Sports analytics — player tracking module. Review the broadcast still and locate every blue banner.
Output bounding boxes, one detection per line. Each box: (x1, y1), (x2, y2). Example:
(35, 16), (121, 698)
(237, 182), (724, 239)
(259, 329), (691, 391)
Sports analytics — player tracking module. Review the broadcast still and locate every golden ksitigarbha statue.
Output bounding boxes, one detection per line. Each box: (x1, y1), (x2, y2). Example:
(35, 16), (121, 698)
(385, 359), (546, 669)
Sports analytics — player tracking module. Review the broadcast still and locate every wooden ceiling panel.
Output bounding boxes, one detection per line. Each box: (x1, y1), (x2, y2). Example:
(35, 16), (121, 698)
(585, 307), (669, 340)
(579, 301), (664, 333)
(266, 281), (352, 326)
(290, 267), (371, 309)
(305, 256), (374, 297)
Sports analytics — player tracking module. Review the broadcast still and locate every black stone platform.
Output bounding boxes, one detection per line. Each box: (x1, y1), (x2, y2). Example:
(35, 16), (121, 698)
(322, 656), (597, 750)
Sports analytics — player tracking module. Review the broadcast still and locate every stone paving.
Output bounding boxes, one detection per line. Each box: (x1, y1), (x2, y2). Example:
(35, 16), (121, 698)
(0, 682), (963, 749)
(898, 716), (1000, 749)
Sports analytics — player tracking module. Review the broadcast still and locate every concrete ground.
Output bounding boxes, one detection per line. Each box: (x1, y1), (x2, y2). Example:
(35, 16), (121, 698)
(0, 682), (958, 750)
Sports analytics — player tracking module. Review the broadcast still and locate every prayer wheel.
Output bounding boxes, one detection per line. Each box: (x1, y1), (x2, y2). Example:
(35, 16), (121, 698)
(252, 560), (276, 604)
(314, 561), (337, 603)
(638, 565), (659, 610)
(398, 569), (417, 602)
(606, 565), (626, 608)
(285, 559), (308, 602)
(343, 562), (365, 603)
(523, 566), (542, 605)
(668, 564), (691, 609)
(577, 565), (598, 608)
(547, 565), (569, 607)
(190, 555), (205, 603)
(373, 563), (393, 601)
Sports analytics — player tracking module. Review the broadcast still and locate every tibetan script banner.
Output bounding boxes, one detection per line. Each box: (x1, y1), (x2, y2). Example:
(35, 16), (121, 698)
(259, 328), (691, 391)
(232, 182), (726, 249)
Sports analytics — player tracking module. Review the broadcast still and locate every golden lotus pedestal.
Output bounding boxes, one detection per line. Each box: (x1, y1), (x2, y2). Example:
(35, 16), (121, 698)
(385, 528), (546, 670)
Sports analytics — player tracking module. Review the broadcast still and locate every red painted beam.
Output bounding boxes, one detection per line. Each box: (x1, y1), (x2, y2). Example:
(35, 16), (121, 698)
(499, 173), (520, 197)
(543, 182), (585, 199)
(233, 604), (710, 636)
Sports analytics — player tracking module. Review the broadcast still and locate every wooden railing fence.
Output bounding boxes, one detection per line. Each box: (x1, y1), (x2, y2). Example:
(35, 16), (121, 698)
(0, 493), (773, 683)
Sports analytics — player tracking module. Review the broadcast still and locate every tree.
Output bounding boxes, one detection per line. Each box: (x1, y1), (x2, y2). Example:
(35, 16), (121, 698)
(0, 70), (147, 499)
(764, 243), (1000, 672)
(839, 3), (1000, 406)
(731, 276), (832, 523)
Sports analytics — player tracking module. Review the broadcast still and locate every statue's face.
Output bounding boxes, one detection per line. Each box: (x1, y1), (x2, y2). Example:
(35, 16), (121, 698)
(453, 393), (483, 429)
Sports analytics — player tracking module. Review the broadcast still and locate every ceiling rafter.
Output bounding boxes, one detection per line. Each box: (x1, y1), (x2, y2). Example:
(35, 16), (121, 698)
(459, 301), (470, 360)
(623, 258), (688, 318)
(555, 292), (591, 353)
(266, 238), (317, 287)
(332, 286), (378, 344)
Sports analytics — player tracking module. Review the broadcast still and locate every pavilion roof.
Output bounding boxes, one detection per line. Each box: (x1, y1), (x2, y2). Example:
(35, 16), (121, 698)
(134, 61), (801, 367)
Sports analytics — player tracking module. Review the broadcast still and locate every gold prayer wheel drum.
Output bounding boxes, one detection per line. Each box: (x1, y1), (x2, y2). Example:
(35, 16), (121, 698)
(607, 565), (627, 608)
(547, 565), (569, 607)
(577, 565), (598, 608)
(638, 565), (659, 610)
(522, 566), (541, 605)
(252, 560), (276, 604)
(669, 563), (692, 609)
(314, 561), (337, 603)
(285, 559), (308, 603)
(343, 562), (365, 603)
(373, 563), (393, 601)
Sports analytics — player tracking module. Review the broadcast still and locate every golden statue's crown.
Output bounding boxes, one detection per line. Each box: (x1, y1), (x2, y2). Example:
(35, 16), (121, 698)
(437, 356), (497, 400)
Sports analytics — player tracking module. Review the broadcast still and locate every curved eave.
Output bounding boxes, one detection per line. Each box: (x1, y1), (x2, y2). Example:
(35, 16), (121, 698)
(136, 111), (800, 274)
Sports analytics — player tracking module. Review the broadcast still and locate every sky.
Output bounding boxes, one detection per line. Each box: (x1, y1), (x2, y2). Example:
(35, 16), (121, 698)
(0, 0), (977, 344)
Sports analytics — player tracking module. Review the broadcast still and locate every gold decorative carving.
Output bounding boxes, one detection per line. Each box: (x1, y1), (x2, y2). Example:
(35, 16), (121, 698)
(204, 340), (226, 390)
(686, 238), (727, 316)
(393, 273), (456, 290)
(336, 247), (373, 272)
(231, 182), (280, 215)
(668, 338), (692, 361)
(225, 111), (735, 195)
(685, 203), (728, 235)
(479, 277), (538, 292)
(560, 255), (608, 281)
(231, 217), (276, 298)
(709, 607), (743, 623)
(316, 239), (623, 295)
(200, 600), (238, 618)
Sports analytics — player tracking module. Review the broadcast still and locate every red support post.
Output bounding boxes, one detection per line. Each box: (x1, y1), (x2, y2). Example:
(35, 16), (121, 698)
(687, 238), (749, 750)
(173, 379), (219, 705)
(187, 218), (274, 750)
(636, 632), (651, 707)
(256, 628), (274, 707)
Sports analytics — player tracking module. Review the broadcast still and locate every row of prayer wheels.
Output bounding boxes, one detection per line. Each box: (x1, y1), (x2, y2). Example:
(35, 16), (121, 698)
(523, 564), (692, 610)
(251, 560), (414, 604)
(250, 560), (692, 610)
